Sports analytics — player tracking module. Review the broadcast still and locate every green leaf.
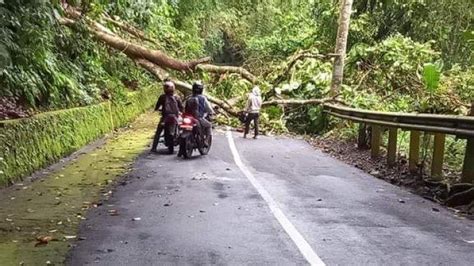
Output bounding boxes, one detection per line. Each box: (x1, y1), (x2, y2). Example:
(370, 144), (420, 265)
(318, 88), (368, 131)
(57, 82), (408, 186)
(422, 63), (441, 93)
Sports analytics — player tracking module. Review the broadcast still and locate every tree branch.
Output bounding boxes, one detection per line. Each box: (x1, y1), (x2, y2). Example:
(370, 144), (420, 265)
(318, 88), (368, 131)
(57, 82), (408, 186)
(197, 64), (258, 84)
(273, 53), (337, 87)
(262, 99), (326, 107)
(103, 15), (158, 45)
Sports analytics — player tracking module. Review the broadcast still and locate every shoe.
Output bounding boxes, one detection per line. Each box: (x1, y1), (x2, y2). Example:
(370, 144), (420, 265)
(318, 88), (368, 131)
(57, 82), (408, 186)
(253, 135), (258, 139)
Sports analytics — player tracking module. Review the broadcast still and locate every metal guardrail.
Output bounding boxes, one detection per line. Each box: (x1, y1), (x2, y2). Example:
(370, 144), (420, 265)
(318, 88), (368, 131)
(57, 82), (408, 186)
(324, 104), (474, 137)
(322, 104), (474, 183)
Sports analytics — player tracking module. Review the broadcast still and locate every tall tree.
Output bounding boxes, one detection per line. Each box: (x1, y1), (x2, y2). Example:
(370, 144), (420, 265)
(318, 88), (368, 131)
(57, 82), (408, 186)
(330, 0), (353, 95)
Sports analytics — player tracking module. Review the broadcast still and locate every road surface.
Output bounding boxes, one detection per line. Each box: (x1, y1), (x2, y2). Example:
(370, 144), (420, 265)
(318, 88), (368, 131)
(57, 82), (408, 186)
(67, 129), (474, 265)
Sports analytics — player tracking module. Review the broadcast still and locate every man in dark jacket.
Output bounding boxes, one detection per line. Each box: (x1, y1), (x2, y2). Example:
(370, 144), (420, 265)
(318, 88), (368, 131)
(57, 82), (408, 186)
(184, 81), (214, 141)
(150, 80), (184, 153)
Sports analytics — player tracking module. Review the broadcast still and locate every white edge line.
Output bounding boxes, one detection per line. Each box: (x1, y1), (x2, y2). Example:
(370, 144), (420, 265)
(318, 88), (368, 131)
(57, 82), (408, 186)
(225, 127), (325, 266)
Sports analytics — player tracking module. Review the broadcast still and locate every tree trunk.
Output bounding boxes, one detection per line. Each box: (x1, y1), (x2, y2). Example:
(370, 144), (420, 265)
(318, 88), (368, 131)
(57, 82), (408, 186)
(330, 0), (354, 95)
(63, 7), (210, 72)
(92, 29), (211, 72)
(62, 8), (258, 83)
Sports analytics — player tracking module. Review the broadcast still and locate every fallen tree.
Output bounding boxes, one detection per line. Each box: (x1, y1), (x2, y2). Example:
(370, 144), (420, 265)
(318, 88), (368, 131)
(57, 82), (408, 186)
(60, 5), (349, 119)
(63, 8), (211, 71)
(61, 6), (258, 84)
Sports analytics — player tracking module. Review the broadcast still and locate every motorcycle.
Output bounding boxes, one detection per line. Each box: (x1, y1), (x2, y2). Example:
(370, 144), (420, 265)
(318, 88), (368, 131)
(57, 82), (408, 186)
(177, 113), (212, 159)
(160, 114), (181, 154)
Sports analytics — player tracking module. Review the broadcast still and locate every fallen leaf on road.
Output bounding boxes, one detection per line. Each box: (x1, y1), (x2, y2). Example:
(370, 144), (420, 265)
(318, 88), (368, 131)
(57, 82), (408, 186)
(131, 217), (141, 221)
(64, 236), (77, 240)
(35, 236), (54, 247)
(199, 210), (206, 213)
(163, 203), (172, 207)
(432, 208), (440, 212)
(108, 209), (119, 216)
(398, 199), (405, 203)
(462, 239), (474, 244)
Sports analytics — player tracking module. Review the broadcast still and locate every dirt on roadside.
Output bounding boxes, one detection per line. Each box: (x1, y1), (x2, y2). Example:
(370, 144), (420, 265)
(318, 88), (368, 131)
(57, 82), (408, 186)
(308, 136), (474, 220)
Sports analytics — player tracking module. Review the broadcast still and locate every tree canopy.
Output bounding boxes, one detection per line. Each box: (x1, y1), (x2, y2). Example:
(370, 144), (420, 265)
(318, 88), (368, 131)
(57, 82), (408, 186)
(0, 0), (472, 120)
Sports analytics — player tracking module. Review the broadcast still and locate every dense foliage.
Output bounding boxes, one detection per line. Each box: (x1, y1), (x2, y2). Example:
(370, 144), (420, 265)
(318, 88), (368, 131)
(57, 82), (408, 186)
(1, 0), (472, 123)
(0, 0), (155, 115)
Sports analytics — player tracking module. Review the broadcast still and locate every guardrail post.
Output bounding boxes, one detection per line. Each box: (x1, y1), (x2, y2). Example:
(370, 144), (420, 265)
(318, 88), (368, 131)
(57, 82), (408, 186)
(409, 130), (421, 173)
(387, 127), (398, 166)
(462, 138), (474, 183)
(371, 125), (382, 158)
(358, 123), (369, 149)
(462, 103), (474, 183)
(431, 133), (446, 180)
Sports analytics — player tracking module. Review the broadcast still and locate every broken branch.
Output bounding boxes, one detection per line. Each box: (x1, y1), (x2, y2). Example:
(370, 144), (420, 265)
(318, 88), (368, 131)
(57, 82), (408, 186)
(262, 99), (326, 107)
(103, 15), (158, 45)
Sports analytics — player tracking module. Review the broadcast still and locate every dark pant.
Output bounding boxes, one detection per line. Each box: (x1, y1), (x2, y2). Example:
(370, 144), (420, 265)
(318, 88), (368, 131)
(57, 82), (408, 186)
(244, 112), (259, 137)
(151, 117), (164, 151)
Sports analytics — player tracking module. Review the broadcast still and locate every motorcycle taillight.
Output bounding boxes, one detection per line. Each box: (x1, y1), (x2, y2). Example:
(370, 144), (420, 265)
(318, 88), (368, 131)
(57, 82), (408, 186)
(183, 117), (192, 124)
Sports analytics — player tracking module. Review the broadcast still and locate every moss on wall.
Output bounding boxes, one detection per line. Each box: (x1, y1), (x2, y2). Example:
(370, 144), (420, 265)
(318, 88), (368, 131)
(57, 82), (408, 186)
(0, 86), (158, 186)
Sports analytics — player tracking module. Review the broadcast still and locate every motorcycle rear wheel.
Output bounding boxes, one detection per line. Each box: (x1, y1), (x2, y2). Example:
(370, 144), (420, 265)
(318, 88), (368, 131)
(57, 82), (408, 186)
(180, 136), (194, 159)
(198, 133), (212, 155)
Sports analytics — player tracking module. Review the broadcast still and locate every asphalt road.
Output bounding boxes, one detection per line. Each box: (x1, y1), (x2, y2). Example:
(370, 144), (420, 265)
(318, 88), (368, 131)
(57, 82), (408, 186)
(67, 129), (474, 265)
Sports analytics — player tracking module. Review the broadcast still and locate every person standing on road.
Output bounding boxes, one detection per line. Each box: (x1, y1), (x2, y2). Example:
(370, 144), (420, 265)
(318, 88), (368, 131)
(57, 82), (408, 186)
(150, 80), (183, 153)
(244, 86), (262, 139)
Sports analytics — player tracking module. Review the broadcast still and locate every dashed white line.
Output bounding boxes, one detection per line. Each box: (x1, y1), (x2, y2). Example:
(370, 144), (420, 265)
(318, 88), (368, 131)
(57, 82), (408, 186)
(226, 128), (325, 266)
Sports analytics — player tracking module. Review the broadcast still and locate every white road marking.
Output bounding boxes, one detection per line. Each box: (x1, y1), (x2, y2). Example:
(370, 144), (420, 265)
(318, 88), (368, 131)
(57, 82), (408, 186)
(225, 128), (325, 266)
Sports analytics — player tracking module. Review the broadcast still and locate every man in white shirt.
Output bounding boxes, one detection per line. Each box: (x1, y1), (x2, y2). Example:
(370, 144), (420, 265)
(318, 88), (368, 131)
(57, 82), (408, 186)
(244, 86), (262, 139)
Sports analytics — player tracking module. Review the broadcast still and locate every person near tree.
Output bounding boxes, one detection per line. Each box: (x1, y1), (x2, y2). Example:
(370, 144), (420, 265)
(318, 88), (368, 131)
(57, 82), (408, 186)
(244, 86), (262, 139)
(150, 80), (183, 152)
(184, 81), (214, 138)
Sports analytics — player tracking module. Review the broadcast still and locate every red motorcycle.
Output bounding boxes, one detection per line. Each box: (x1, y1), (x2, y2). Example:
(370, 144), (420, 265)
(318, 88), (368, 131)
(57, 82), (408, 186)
(177, 113), (212, 159)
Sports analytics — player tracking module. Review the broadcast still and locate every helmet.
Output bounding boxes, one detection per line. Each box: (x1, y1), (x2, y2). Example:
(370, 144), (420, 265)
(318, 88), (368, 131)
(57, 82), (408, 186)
(163, 80), (175, 94)
(192, 81), (204, 95)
